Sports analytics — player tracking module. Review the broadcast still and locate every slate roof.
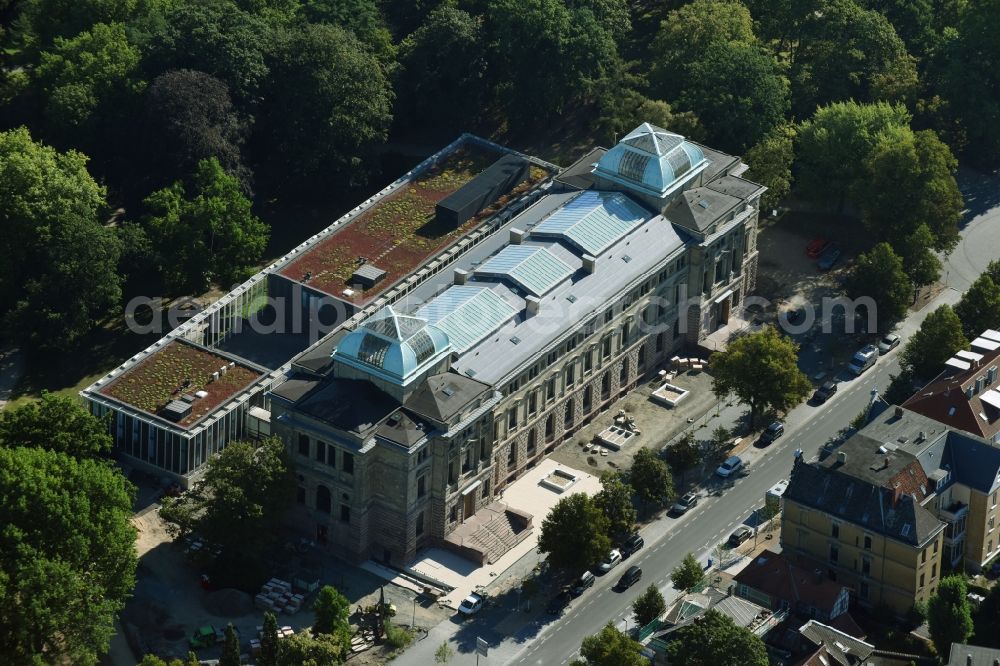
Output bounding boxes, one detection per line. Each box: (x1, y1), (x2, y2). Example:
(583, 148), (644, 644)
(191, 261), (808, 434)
(375, 410), (429, 448)
(735, 549), (848, 616)
(798, 620), (875, 666)
(554, 147), (605, 191)
(947, 642), (1000, 666)
(664, 186), (743, 233)
(269, 375), (323, 404)
(293, 378), (399, 436)
(404, 372), (491, 424)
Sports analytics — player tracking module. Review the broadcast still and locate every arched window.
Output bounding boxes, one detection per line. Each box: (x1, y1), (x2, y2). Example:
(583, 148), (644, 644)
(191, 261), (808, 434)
(316, 485), (331, 513)
(527, 429), (537, 454)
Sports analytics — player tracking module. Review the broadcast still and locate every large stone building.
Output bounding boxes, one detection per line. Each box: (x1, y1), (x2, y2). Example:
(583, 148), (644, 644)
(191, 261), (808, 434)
(272, 124), (765, 566)
(782, 404), (1000, 614)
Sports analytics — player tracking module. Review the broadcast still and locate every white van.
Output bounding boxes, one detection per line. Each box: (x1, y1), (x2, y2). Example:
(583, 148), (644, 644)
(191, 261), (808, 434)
(848, 344), (879, 375)
(765, 479), (788, 515)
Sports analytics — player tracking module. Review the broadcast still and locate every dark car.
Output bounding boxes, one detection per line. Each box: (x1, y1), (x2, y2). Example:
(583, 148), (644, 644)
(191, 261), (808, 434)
(812, 381), (838, 404)
(616, 565), (642, 590)
(728, 525), (755, 547)
(670, 491), (700, 516)
(621, 534), (644, 558)
(546, 590), (573, 615)
(817, 246), (842, 271)
(760, 421), (785, 445)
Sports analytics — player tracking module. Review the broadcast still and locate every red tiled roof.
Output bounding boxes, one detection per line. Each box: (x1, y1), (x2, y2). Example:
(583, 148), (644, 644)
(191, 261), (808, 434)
(903, 346), (1000, 441)
(735, 549), (847, 614)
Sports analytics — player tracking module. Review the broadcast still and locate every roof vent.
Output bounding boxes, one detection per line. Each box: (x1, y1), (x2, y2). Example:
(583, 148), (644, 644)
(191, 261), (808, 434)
(454, 268), (469, 285)
(895, 406), (904, 418)
(582, 254), (596, 274)
(837, 451), (847, 465)
(509, 227), (525, 244)
(441, 385), (455, 397)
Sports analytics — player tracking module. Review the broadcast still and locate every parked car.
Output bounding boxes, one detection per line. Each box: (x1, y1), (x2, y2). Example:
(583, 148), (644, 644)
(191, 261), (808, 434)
(760, 421), (785, 445)
(716, 455), (744, 478)
(190, 626), (216, 649)
(616, 565), (643, 590)
(621, 534), (644, 558)
(817, 246), (842, 271)
(597, 549), (623, 573)
(878, 333), (901, 354)
(728, 525), (755, 547)
(671, 491), (700, 516)
(457, 593), (485, 616)
(812, 381), (838, 404)
(848, 344), (879, 375)
(546, 590), (573, 615)
(571, 571), (596, 596)
(806, 238), (830, 258)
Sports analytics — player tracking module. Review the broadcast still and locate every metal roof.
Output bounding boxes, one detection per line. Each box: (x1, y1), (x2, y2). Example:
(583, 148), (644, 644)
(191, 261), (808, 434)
(593, 123), (708, 198)
(475, 245), (574, 296)
(416, 286), (517, 353)
(531, 190), (650, 256)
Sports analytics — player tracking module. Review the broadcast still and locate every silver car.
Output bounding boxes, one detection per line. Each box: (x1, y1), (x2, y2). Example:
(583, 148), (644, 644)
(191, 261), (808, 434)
(878, 333), (901, 354)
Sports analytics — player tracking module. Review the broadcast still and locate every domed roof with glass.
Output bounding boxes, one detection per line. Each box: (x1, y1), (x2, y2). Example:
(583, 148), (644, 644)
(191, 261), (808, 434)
(334, 305), (451, 384)
(594, 123), (708, 198)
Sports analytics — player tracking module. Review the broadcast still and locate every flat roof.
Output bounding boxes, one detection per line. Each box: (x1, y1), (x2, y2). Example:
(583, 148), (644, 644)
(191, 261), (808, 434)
(98, 340), (264, 429)
(277, 142), (552, 306)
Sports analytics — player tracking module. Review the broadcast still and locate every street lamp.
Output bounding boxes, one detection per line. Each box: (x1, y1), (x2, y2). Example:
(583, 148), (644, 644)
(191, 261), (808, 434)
(411, 597), (416, 628)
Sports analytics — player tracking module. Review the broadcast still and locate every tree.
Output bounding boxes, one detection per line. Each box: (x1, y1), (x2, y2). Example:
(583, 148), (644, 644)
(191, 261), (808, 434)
(856, 126), (963, 252)
(538, 493), (611, 573)
(220, 624), (240, 666)
(259, 611), (279, 666)
(927, 575), (974, 658)
(434, 641), (453, 664)
(670, 553), (704, 591)
(744, 123), (795, 213)
(795, 100), (910, 209)
(159, 438), (295, 582)
(955, 275), (1000, 341)
(665, 431), (702, 472)
(710, 326), (811, 426)
(897, 224), (942, 288)
(313, 585), (351, 655)
(0, 446), (137, 664)
(144, 156), (268, 292)
(0, 127), (122, 352)
(484, 0), (622, 127)
(276, 630), (347, 666)
(597, 90), (704, 148)
(845, 243), (912, 333)
(10, 0), (138, 49)
(665, 609), (768, 666)
(901, 305), (968, 379)
(395, 6), (486, 132)
(648, 0), (755, 95)
(790, 0), (917, 115)
(579, 622), (646, 666)
(678, 41), (790, 153)
(594, 472), (637, 542)
(633, 585), (666, 627)
(140, 69), (249, 192)
(35, 22), (143, 135)
(299, 0), (395, 62)
(629, 448), (675, 511)
(862, 0), (940, 58)
(0, 391), (111, 459)
(257, 22), (392, 191)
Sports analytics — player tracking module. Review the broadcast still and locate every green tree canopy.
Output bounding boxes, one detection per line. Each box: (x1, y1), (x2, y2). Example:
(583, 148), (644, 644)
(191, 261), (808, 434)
(257, 22), (392, 191)
(665, 608), (768, 666)
(861, 0), (940, 57)
(795, 100), (911, 209)
(594, 472), (637, 542)
(276, 627), (349, 665)
(0, 392), (111, 459)
(220, 624), (240, 666)
(790, 0), (917, 115)
(845, 242), (912, 333)
(34, 22), (142, 135)
(597, 90), (704, 148)
(670, 553), (704, 591)
(677, 40), (789, 153)
(259, 611), (279, 666)
(710, 325), (811, 425)
(901, 304), (968, 379)
(299, 0), (395, 62)
(0, 127), (122, 352)
(648, 0), (755, 95)
(0, 446), (137, 664)
(312, 585), (351, 655)
(633, 584), (666, 627)
(744, 123), (795, 212)
(538, 493), (611, 573)
(144, 156), (268, 292)
(955, 274), (1000, 341)
(897, 224), (942, 288)
(856, 126), (963, 252)
(628, 448), (675, 510)
(159, 437), (295, 581)
(927, 575), (974, 658)
(395, 6), (486, 132)
(579, 622), (646, 666)
(10, 0), (138, 50)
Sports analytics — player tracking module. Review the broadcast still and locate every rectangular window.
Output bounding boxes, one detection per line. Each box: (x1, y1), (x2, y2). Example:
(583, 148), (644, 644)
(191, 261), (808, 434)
(547, 351), (558, 367)
(831, 523), (839, 539)
(992, 491), (997, 507)
(418, 448), (428, 464)
(508, 408), (518, 429)
(566, 364), (575, 387)
(861, 557), (871, 576)
(315, 441), (326, 464)
(449, 505), (458, 523)
(829, 544), (839, 563)
(417, 475), (426, 498)
(919, 573), (925, 588)
(931, 563), (937, 578)
(416, 512), (424, 536)
(933, 540), (938, 554)
(863, 535), (872, 550)
(325, 444), (335, 468)
(860, 582), (869, 599)
(298, 434), (310, 457)
(922, 548), (926, 564)
(583, 351), (593, 373)
(602, 337), (612, 359)
(343, 452), (354, 474)
(482, 480), (490, 499)
(546, 377), (556, 401)
(528, 392), (537, 416)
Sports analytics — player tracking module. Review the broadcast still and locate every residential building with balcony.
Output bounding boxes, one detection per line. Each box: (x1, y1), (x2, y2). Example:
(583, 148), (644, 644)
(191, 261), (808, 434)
(782, 406), (1000, 614)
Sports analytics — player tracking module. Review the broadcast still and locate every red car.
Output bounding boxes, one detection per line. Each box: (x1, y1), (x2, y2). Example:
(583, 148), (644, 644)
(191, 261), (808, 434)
(806, 238), (830, 258)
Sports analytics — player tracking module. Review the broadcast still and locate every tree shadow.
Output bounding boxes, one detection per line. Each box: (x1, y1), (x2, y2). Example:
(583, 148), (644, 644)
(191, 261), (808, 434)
(956, 165), (1000, 228)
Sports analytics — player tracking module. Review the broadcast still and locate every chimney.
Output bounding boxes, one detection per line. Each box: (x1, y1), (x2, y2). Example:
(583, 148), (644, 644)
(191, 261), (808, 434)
(884, 456), (890, 469)
(582, 254), (596, 274)
(454, 268), (469, 285)
(837, 451), (847, 465)
(526, 295), (540, 316)
(894, 406), (903, 418)
(509, 227), (525, 244)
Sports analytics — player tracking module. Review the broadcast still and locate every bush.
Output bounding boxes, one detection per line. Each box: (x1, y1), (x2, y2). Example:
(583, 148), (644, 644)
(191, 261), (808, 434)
(385, 623), (413, 649)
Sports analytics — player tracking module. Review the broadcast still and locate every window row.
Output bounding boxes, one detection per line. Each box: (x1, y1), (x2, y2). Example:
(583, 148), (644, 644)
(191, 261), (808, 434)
(297, 434), (354, 474)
